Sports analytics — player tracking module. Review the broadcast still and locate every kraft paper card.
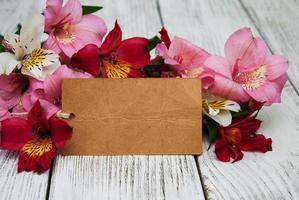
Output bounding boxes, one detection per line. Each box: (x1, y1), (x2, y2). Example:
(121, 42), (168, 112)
(61, 78), (202, 155)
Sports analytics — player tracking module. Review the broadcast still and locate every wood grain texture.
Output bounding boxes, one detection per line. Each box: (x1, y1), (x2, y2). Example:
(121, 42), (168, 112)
(158, 0), (299, 199)
(240, 0), (299, 93)
(80, 0), (162, 38)
(0, 1), (49, 200)
(0, 151), (49, 200)
(49, 0), (205, 199)
(49, 155), (204, 200)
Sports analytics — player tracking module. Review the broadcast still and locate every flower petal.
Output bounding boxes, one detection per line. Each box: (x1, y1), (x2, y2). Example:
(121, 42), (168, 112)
(104, 60), (142, 78)
(44, 65), (92, 103)
(159, 27), (171, 48)
(215, 138), (232, 162)
(27, 100), (49, 130)
(209, 74), (251, 103)
(204, 55), (232, 79)
(244, 80), (286, 106)
(206, 109), (232, 127)
(44, 0), (63, 32)
(50, 117), (72, 148)
(116, 37), (150, 67)
(239, 134), (272, 153)
(71, 44), (102, 76)
(224, 27), (267, 72)
(22, 80), (60, 119)
(156, 43), (179, 65)
(99, 21), (122, 55)
(43, 34), (62, 54)
(0, 118), (33, 151)
(18, 138), (56, 173)
(167, 36), (210, 71)
(52, 0), (82, 26)
(230, 117), (262, 137)
(73, 14), (107, 43)
(0, 73), (28, 109)
(0, 105), (10, 121)
(56, 15), (107, 58)
(21, 49), (60, 80)
(4, 33), (24, 59)
(0, 52), (19, 75)
(264, 55), (288, 80)
(20, 14), (44, 54)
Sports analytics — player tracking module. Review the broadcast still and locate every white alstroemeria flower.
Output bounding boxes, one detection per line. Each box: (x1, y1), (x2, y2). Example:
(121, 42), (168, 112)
(0, 14), (60, 80)
(202, 93), (241, 127)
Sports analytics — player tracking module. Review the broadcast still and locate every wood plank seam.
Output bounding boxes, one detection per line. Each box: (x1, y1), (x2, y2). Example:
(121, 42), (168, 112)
(238, 0), (299, 96)
(194, 156), (209, 199)
(155, 0), (165, 26)
(46, 159), (55, 200)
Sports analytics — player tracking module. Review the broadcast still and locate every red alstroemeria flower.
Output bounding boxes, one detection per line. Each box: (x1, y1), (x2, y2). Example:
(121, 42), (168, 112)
(71, 21), (150, 78)
(215, 114), (272, 162)
(0, 101), (72, 173)
(159, 27), (171, 48)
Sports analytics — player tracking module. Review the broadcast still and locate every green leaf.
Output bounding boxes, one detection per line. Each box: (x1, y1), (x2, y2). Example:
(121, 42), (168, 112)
(231, 108), (250, 119)
(82, 5), (103, 15)
(147, 36), (161, 51)
(231, 102), (251, 119)
(0, 34), (4, 52)
(205, 117), (219, 148)
(15, 24), (22, 35)
(0, 45), (5, 53)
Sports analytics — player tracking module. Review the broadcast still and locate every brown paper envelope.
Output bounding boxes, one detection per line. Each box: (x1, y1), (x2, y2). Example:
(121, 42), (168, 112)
(61, 78), (202, 155)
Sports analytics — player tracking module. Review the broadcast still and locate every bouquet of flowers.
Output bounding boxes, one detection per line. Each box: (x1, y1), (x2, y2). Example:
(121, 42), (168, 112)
(0, 0), (288, 173)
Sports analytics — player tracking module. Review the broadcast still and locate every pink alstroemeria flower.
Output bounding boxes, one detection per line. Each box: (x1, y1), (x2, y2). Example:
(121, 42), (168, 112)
(43, 0), (107, 57)
(204, 28), (288, 105)
(0, 74), (28, 120)
(156, 34), (214, 89)
(22, 65), (91, 118)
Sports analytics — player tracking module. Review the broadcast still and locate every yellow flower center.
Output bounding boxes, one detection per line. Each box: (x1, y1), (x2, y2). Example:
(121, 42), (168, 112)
(21, 138), (53, 158)
(233, 65), (267, 89)
(104, 60), (132, 78)
(21, 48), (49, 70)
(55, 23), (76, 45)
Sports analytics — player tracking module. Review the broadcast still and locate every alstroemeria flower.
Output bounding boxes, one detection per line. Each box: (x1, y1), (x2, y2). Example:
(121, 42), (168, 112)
(43, 0), (107, 57)
(0, 101), (72, 173)
(204, 28), (288, 105)
(0, 73), (29, 120)
(22, 65), (91, 118)
(0, 14), (60, 80)
(156, 33), (213, 89)
(202, 93), (240, 127)
(215, 102), (271, 162)
(71, 21), (150, 78)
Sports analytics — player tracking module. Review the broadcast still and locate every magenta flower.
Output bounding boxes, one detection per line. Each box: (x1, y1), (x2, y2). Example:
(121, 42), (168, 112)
(0, 74), (28, 120)
(156, 36), (214, 89)
(204, 28), (288, 105)
(43, 0), (107, 57)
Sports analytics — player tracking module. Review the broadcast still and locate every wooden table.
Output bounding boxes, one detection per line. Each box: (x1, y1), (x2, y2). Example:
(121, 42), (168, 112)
(1, 0), (299, 199)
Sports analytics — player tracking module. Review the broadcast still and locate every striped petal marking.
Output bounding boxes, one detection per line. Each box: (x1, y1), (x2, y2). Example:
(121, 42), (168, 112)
(21, 138), (54, 158)
(104, 60), (132, 78)
(233, 65), (267, 90)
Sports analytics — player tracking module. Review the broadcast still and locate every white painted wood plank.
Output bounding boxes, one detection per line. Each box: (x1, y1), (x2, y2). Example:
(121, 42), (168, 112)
(0, 1), (50, 200)
(0, 151), (50, 200)
(49, 0), (205, 199)
(240, 0), (299, 92)
(49, 155), (204, 200)
(158, 0), (299, 199)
